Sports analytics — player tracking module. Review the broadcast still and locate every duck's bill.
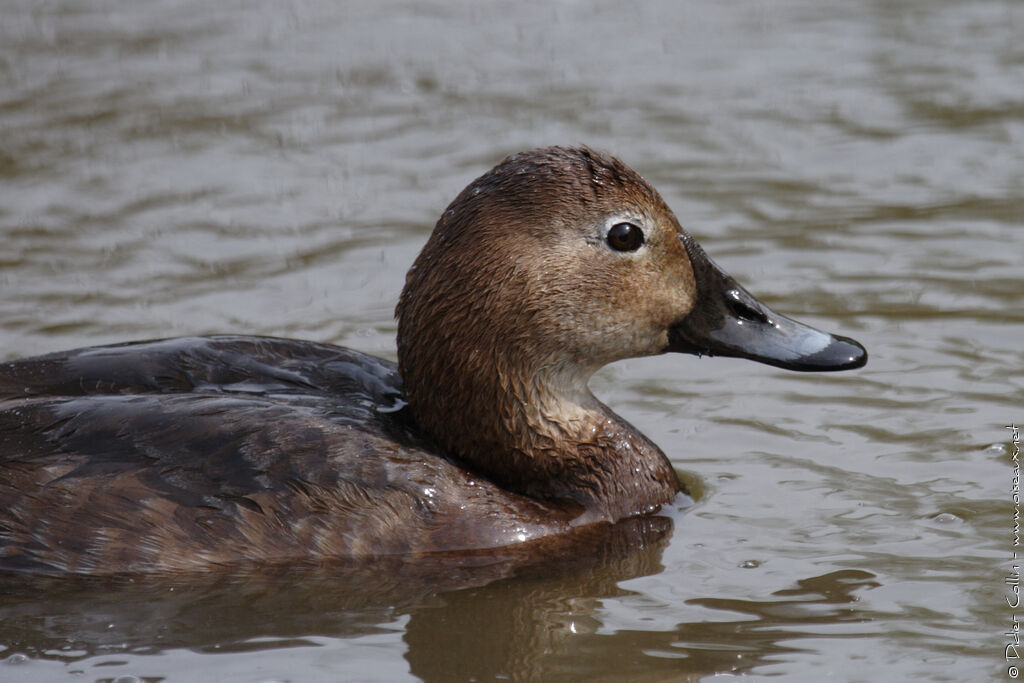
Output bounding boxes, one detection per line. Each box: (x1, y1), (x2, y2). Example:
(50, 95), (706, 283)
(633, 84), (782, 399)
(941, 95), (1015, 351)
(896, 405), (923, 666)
(667, 233), (867, 372)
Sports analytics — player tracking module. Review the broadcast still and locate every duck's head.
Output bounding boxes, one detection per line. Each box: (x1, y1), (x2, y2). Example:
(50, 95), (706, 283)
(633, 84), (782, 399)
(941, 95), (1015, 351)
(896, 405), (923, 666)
(396, 147), (865, 495)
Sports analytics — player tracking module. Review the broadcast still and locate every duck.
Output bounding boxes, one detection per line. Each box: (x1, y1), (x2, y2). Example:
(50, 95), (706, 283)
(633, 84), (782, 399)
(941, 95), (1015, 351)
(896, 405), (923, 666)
(0, 146), (866, 574)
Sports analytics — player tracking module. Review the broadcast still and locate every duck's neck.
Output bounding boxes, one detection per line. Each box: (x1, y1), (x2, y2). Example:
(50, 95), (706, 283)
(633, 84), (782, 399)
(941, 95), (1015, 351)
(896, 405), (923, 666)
(510, 382), (681, 523)
(406, 355), (681, 523)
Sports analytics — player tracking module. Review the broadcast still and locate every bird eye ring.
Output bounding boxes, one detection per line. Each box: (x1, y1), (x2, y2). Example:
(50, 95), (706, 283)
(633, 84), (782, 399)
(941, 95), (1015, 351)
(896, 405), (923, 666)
(606, 222), (644, 252)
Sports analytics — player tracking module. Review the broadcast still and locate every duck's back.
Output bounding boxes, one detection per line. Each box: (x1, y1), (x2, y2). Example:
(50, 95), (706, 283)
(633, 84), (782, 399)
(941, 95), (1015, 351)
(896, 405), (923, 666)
(0, 337), (562, 573)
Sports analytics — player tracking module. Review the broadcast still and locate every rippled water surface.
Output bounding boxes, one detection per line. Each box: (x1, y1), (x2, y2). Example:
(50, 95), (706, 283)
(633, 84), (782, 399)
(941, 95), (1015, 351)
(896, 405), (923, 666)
(1, 0), (1021, 681)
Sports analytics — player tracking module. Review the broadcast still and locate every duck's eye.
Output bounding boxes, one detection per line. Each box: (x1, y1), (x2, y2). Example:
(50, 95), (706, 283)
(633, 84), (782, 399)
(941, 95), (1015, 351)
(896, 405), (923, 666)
(606, 222), (644, 252)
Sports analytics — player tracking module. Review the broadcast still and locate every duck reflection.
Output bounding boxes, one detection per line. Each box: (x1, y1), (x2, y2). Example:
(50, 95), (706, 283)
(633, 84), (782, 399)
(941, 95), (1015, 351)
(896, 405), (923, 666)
(0, 516), (879, 681)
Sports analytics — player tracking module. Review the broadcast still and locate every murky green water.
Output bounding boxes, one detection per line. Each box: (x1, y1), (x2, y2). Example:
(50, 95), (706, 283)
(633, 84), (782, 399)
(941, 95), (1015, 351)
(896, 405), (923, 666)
(1, 0), (1020, 681)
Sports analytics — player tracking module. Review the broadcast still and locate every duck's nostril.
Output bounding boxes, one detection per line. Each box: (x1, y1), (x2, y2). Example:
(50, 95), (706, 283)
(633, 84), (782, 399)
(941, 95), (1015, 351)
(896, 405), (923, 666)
(727, 292), (770, 324)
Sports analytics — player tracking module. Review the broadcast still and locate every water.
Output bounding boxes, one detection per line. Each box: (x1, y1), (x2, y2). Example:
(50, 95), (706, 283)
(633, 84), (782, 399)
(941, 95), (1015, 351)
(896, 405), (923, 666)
(1, 0), (1020, 680)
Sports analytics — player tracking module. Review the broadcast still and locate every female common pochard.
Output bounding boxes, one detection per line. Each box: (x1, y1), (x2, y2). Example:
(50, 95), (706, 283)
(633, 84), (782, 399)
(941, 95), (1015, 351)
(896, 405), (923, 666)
(0, 147), (866, 573)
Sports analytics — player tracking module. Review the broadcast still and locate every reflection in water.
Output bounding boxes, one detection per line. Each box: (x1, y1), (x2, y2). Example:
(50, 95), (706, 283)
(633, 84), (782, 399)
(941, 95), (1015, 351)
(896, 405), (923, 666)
(0, 517), (881, 682)
(0, 518), (675, 678)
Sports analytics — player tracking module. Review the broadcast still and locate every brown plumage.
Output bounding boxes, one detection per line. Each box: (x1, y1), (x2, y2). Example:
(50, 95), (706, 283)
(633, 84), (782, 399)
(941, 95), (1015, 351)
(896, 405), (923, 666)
(396, 147), (690, 521)
(0, 147), (866, 573)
